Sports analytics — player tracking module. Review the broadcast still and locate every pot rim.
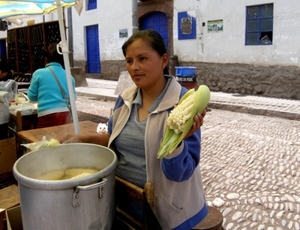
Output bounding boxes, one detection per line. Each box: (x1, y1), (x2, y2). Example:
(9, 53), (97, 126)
(13, 143), (118, 190)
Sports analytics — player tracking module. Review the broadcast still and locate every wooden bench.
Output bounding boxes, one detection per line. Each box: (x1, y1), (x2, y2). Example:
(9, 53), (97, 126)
(115, 177), (223, 230)
(192, 206), (223, 230)
(114, 176), (154, 229)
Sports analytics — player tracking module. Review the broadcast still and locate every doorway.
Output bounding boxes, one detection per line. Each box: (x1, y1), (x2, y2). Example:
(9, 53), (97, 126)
(0, 39), (7, 61)
(86, 25), (101, 73)
(140, 12), (168, 50)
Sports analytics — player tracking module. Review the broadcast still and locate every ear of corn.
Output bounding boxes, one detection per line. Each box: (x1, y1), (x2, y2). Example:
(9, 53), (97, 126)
(39, 170), (65, 180)
(47, 138), (60, 147)
(157, 85), (211, 159)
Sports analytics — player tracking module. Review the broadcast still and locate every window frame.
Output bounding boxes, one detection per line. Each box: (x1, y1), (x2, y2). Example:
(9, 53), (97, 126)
(87, 0), (97, 11)
(245, 3), (274, 46)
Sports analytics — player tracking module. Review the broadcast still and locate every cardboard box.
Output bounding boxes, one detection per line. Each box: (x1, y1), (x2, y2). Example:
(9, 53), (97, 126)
(0, 185), (20, 230)
(6, 206), (23, 230)
(0, 208), (6, 230)
(0, 132), (17, 175)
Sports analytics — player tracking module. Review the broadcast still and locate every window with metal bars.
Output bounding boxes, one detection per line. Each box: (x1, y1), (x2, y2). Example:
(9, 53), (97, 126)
(245, 3), (273, 45)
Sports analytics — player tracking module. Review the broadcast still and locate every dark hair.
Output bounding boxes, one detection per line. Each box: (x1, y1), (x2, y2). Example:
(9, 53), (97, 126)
(45, 42), (64, 66)
(122, 30), (169, 74)
(0, 60), (11, 73)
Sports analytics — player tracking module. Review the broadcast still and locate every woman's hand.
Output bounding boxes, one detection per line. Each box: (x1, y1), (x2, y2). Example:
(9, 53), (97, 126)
(184, 109), (206, 139)
(60, 133), (110, 146)
(59, 134), (83, 144)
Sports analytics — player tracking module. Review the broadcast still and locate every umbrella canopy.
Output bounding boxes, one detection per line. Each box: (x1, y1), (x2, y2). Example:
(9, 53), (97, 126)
(0, 0), (77, 18)
(0, 0), (82, 25)
(0, 0), (81, 134)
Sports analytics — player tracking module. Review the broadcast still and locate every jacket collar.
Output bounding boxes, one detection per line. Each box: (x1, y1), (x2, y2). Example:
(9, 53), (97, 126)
(120, 76), (182, 112)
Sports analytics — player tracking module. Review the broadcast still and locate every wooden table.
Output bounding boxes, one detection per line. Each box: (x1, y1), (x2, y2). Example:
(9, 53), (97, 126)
(9, 110), (38, 133)
(9, 110), (38, 158)
(18, 120), (98, 144)
(17, 82), (30, 89)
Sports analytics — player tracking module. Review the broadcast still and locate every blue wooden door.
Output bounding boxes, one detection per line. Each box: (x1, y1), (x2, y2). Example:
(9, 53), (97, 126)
(86, 25), (101, 73)
(141, 12), (168, 50)
(0, 39), (6, 61)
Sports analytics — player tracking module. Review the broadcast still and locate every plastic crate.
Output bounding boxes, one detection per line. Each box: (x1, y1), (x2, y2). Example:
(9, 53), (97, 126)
(175, 66), (196, 77)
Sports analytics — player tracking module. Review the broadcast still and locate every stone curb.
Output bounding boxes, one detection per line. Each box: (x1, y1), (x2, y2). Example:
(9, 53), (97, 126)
(77, 91), (300, 121)
(77, 92), (117, 102)
(208, 102), (300, 121)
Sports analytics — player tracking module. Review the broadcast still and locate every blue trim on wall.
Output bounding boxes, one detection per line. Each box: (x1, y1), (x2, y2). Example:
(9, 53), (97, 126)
(178, 12), (196, 40)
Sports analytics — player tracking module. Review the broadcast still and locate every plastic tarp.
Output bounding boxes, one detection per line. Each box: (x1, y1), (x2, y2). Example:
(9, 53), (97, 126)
(0, 80), (17, 124)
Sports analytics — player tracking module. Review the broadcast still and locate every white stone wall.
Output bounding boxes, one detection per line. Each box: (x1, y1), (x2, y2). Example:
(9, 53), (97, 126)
(71, 0), (133, 61)
(0, 0), (299, 68)
(173, 0), (300, 67)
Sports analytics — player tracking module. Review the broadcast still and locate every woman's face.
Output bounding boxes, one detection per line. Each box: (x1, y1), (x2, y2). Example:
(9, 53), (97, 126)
(125, 38), (168, 89)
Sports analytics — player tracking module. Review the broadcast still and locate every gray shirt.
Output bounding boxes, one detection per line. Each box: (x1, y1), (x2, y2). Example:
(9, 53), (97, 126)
(114, 79), (170, 187)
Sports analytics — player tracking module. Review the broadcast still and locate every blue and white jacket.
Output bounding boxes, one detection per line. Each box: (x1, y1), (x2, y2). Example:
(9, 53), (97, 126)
(107, 76), (208, 229)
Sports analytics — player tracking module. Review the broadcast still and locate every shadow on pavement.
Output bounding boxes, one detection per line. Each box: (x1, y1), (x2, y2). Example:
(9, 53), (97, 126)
(77, 111), (109, 124)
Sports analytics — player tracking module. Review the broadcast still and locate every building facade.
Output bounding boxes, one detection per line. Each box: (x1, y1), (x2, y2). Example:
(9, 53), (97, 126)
(1, 0), (299, 99)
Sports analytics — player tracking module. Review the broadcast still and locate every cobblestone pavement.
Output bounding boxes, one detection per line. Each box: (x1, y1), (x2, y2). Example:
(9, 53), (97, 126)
(76, 96), (114, 123)
(76, 95), (300, 230)
(201, 109), (300, 230)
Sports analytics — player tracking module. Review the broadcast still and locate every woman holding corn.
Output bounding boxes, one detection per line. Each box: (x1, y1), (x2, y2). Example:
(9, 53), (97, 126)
(61, 30), (208, 229)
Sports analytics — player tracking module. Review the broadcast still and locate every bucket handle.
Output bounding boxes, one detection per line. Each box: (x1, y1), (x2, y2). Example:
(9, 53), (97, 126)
(73, 178), (107, 208)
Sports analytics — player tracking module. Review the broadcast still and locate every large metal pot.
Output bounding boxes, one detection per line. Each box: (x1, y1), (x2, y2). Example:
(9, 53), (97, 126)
(13, 143), (118, 230)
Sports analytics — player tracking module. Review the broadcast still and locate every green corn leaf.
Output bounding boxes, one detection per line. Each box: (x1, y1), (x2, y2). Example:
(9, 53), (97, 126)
(157, 85), (211, 159)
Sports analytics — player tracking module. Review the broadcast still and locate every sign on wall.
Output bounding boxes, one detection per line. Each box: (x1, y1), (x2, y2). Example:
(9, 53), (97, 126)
(178, 12), (196, 40)
(119, 29), (128, 38)
(207, 19), (223, 33)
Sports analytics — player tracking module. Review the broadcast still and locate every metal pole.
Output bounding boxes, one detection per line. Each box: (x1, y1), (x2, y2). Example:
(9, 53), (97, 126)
(56, 0), (80, 134)
(132, 0), (138, 34)
(67, 8), (74, 67)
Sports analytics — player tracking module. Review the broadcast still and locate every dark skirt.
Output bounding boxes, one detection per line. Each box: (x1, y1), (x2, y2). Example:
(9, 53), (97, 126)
(37, 111), (71, 128)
